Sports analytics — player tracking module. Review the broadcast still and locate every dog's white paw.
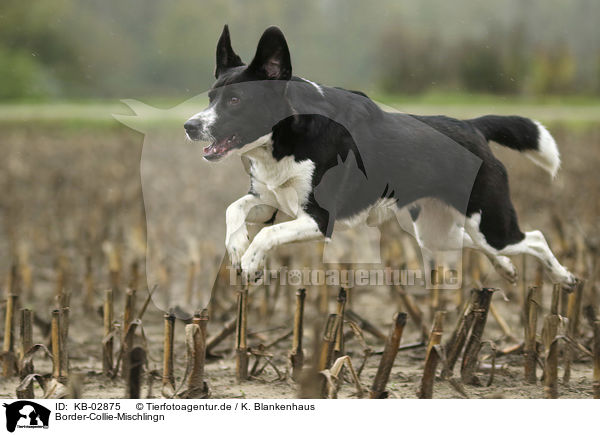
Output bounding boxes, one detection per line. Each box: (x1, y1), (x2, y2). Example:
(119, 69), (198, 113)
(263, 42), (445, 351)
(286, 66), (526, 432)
(240, 245), (266, 281)
(559, 271), (578, 293)
(544, 263), (578, 292)
(492, 255), (518, 285)
(226, 228), (249, 269)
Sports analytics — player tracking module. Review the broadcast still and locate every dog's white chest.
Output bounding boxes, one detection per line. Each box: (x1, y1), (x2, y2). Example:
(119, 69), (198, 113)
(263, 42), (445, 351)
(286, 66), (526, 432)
(244, 146), (315, 217)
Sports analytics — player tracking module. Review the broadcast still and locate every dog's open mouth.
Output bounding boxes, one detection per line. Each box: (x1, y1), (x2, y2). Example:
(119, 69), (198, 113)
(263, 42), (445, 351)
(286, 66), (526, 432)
(203, 135), (241, 160)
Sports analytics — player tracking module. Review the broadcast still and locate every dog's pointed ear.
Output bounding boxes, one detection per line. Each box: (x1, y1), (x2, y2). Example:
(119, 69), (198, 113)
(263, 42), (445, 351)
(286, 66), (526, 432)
(215, 25), (244, 78)
(248, 26), (292, 80)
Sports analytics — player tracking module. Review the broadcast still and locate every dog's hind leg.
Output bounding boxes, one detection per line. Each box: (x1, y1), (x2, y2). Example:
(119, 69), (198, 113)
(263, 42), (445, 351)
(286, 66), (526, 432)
(498, 230), (576, 288)
(462, 155), (560, 286)
(465, 212), (575, 289)
(464, 155), (575, 288)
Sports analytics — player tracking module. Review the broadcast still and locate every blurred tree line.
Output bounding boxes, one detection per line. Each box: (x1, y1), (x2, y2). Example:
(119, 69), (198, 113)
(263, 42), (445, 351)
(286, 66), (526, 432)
(0, 0), (598, 100)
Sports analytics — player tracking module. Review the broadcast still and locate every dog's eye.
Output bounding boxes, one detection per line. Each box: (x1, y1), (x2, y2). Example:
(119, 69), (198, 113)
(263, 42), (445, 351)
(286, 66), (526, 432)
(229, 96), (240, 105)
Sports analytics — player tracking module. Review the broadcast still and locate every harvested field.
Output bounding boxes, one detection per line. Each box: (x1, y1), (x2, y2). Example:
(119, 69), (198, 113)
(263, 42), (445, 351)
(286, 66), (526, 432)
(0, 108), (599, 399)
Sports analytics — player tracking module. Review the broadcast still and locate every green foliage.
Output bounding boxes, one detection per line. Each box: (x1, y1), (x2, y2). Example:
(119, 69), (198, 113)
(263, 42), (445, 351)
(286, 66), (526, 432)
(378, 28), (446, 94)
(0, 0), (597, 100)
(530, 45), (576, 95)
(0, 48), (51, 100)
(456, 33), (527, 95)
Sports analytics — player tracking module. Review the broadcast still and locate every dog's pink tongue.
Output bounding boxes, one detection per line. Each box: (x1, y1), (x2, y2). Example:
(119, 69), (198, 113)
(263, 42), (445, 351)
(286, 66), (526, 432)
(204, 140), (223, 155)
(204, 136), (235, 156)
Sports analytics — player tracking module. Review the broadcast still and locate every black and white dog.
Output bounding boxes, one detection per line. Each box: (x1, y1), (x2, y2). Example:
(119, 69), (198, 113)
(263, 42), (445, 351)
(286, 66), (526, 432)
(184, 25), (576, 289)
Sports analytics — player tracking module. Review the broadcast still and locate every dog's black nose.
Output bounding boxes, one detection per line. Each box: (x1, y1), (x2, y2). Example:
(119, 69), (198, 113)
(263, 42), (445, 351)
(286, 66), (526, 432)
(184, 119), (200, 131)
(184, 119), (203, 140)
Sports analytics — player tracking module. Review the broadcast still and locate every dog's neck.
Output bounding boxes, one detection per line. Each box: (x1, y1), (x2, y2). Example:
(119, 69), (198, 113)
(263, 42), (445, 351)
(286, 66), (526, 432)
(240, 133), (274, 162)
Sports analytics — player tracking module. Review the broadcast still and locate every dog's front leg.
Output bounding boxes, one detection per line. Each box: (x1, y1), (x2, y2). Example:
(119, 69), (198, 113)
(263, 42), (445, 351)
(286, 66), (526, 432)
(241, 213), (324, 278)
(226, 194), (275, 268)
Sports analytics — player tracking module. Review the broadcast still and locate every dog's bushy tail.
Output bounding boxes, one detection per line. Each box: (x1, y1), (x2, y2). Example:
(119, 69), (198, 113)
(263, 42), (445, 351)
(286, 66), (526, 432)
(469, 115), (560, 177)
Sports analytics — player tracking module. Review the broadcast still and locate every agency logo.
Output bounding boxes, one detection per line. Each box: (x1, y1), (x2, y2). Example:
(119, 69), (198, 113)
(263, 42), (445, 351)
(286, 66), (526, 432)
(2, 401), (50, 433)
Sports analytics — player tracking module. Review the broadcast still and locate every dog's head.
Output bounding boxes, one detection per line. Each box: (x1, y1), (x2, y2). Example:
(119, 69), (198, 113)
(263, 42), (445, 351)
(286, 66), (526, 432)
(184, 25), (293, 161)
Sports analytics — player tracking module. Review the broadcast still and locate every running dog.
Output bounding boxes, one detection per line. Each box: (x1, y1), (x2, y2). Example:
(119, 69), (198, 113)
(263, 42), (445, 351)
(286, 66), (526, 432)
(184, 25), (576, 290)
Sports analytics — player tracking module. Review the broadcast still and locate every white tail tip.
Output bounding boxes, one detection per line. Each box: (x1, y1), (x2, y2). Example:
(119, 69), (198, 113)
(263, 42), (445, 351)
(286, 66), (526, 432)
(526, 121), (561, 178)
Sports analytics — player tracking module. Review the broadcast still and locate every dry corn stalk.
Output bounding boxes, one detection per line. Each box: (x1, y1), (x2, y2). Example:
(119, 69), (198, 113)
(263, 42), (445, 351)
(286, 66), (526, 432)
(318, 314), (341, 397)
(18, 308), (33, 397)
(290, 288), (306, 381)
(121, 288), (136, 379)
(18, 308), (33, 371)
(16, 374), (44, 399)
(298, 310), (328, 398)
(461, 288), (494, 385)
(102, 289), (114, 375)
(51, 309), (66, 382)
(520, 255), (527, 326)
(345, 319), (373, 377)
(564, 280), (583, 384)
(523, 286), (539, 383)
(127, 346), (146, 399)
(123, 288), (136, 339)
(443, 289), (477, 378)
(593, 320), (600, 399)
(429, 254), (444, 322)
(320, 355), (364, 399)
(418, 311), (445, 398)
(15, 344), (53, 399)
(162, 312), (176, 396)
(112, 318), (141, 378)
(2, 293), (17, 376)
(370, 312), (407, 398)
(235, 285), (249, 382)
(103, 241), (121, 296)
(182, 310), (209, 398)
(542, 284), (561, 399)
(334, 288), (347, 360)
(318, 314), (340, 372)
(60, 307), (69, 376)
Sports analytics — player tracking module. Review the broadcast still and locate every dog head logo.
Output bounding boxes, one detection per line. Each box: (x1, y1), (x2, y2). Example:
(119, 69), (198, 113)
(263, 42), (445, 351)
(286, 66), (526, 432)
(3, 401), (50, 432)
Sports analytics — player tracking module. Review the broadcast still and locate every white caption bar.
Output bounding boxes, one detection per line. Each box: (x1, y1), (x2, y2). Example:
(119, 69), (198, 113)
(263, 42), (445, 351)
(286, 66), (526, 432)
(0, 399), (596, 435)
